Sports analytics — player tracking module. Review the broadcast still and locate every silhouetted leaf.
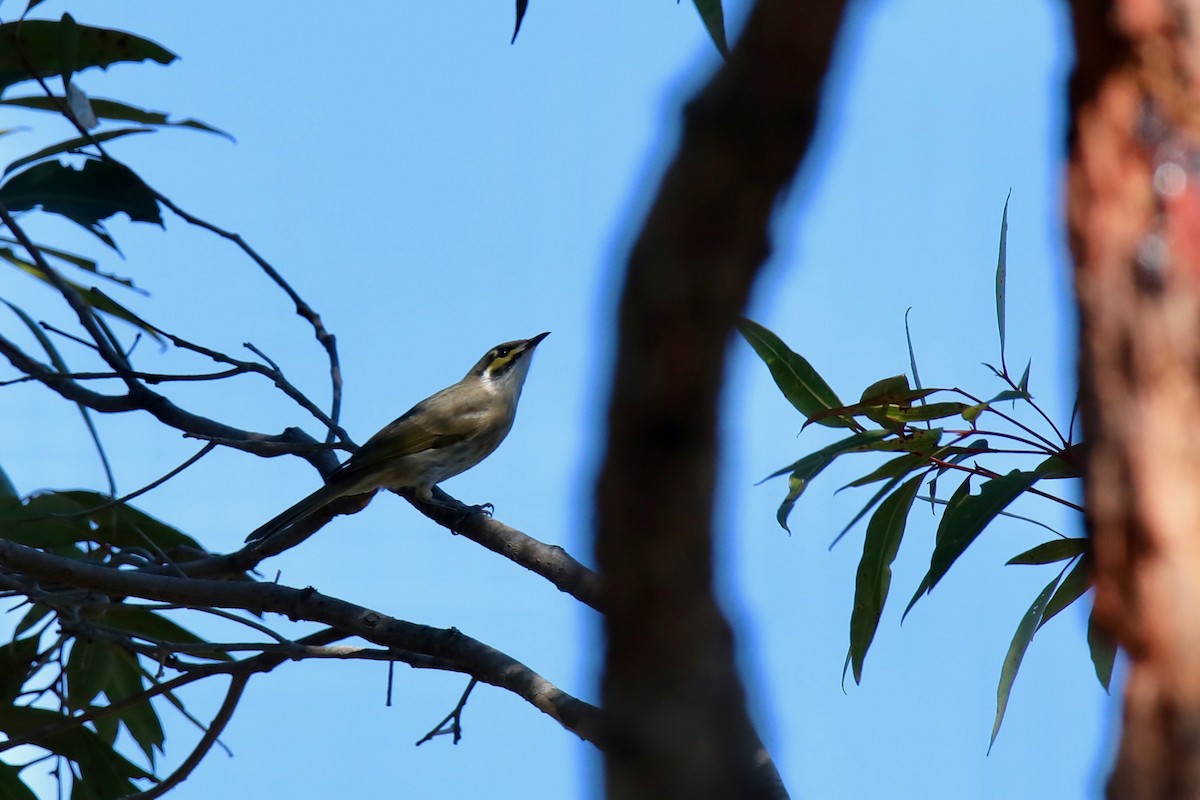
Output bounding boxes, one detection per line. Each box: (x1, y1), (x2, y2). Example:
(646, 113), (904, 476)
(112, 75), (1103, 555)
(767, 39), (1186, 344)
(991, 570), (1059, 751)
(0, 463), (16, 498)
(1039, 557), (1089, 628)
(1, 95), (233, 139)
(848, 475), (922, 683)
(841, 453), (927, 489)
(927, 469), (1039, 592)
(1035, 451), (1079, 479)
(512, 0), (528, 43)
(766, 430), (893, 531)
(0, 705), (151, 794)
(691, 0), (729, 57)
(995, 191), (1010, 369)
(739, 319), (855, 428)
(0, 636), (41, 702)
(1018, 359), (1031, 393)
(882, 402), (968, 423)
(1007, 538), (1087, 566)
(1088, 609), (1116, 692)
(14, 602), (53, 638)
(0, 158), (161, 249)
(4, 127), (153, 175)
(905, 308), (923, 394)
(0, 16), (176, 93)
(0, 762), (37, 800)
(903, 477), (971, 622)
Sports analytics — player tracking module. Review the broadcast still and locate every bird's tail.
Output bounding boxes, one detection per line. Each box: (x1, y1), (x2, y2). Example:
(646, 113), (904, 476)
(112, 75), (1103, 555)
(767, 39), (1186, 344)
(244, 482), (353, 544)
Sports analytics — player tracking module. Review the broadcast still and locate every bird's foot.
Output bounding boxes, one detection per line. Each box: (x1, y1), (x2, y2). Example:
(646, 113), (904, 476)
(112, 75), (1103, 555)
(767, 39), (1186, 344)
(448, 501), (493, 534)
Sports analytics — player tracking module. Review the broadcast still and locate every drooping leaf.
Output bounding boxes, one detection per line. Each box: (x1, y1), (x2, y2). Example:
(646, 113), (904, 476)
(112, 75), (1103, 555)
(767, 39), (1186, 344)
(829, 476), (904, 550)
(902, 477), (972, 622)
(848, 475), (923, 683)
(995, 190), (1010, 369)
(691, 0), (729, 57)
(1007, 538), (1087, 566)
(1, 95), (233, 140)
(99, 646), (164, 762)
(841, 453), (927, 489)
(1087, 609), (1116, 692)
(3, 127), (153, 175)
(1039, 556), (1090, 628)
(511, 0), (529, 43)
(0, 158), (161, 249)
(990, 570), (1060, 751)
(1, 254), (161, 340)
(739, 319), (855, 428)
(767, 431), (893, 530)
(0, 17), (176, 94)
(927, 469), (1040, 592)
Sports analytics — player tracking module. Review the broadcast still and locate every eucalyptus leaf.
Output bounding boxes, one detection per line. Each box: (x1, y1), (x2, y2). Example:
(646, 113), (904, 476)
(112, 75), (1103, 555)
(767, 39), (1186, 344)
(848, 475), (922, 683)
(739, 319), (855, 428)
(1007, 538), (1087, 566)
(990, 570), (1059, 751)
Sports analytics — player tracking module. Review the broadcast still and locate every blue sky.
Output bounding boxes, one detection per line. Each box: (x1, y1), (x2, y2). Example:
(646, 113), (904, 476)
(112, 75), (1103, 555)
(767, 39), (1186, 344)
(1, 1), (1111, 798)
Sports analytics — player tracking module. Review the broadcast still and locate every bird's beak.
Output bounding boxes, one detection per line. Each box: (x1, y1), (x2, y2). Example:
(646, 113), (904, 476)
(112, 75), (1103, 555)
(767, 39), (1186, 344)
(527, 331), (550, 348)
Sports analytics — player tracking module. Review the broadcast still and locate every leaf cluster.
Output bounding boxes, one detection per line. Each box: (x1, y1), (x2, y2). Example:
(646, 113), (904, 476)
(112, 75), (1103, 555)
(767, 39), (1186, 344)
(740, 198), (1112, 745)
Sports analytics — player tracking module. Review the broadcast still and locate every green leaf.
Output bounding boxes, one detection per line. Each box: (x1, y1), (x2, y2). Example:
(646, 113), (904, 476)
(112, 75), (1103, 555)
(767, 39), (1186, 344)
(960, 403), (988, 423)
(1087, 610), (1116, 692)
(848, 475), (923, 683)
(990, 571), (1059, 751)
(0, 762), (38, 800)
(1035, 451), (1079, 479)
(829, 476), (904, 550)
(0, 463), (17, 499)
(511, 0), (528, 43)
(927, 469), (1040, 592)
(0, 17), (176, 94)
(739, 319), (855, 428)
(0, 635), (42, 703)
(3, 127), (153, 176)
(691, 0), (729, 57)
(841, 453), (927, 489)
(1, 254), (162, 341)
(1018, 359), (1031, 393)
(0, 705), (151, 793)
(14, 602), (53, 638)
(66, 639), (115, 710)
(102, 647), (163, 762)
(995, 190), (1010, 369)
(22, 491), (201, 550)
(1007, 538), (1087, 566)
(882, 402), (968, 424)
(988, 389), (1030, 404)
(0, 158), (162, 249)
(860, 374), (910, 403)
(765, 430), (893, 530)
(1, 95), (233, 139)
(903, 477), (972, 623)
(1039, 557), (1090, 628)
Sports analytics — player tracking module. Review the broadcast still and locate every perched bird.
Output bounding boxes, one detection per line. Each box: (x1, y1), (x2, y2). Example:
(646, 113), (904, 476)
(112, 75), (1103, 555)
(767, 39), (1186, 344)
(245, 332), (549, 544)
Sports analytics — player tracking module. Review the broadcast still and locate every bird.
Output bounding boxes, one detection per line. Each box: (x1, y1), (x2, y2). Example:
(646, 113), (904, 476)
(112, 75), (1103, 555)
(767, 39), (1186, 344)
(245, 332), (549, 545)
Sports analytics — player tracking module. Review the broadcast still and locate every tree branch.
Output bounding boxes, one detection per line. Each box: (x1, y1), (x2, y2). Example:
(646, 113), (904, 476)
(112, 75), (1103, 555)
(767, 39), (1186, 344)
(0, 538), (604, 746)
(595, 0), (849, 797)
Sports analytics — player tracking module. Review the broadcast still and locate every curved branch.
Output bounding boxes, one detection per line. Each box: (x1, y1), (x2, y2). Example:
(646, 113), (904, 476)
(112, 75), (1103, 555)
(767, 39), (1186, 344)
(0, 538), (604, 746)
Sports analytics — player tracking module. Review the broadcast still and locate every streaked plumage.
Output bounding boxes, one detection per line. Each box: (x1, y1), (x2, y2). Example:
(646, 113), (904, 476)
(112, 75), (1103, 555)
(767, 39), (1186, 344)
(245, 332), (548, 544)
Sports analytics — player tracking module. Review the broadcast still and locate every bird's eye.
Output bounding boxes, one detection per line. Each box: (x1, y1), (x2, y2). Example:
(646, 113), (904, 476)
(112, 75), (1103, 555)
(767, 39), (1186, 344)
(495, 347), (511, 359)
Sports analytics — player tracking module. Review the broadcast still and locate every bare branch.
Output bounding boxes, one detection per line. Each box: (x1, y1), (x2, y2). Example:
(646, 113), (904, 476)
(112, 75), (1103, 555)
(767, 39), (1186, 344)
(416, 678), (478, 746)
(0, 538), (605, 746)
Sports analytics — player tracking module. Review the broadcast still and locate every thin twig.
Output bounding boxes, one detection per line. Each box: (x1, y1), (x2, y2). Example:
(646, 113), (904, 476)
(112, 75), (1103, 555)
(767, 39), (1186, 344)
(416, 678), (478, 746)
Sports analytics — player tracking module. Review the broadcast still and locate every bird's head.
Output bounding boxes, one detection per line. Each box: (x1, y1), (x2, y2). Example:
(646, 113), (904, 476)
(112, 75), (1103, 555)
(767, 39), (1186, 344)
(470, 331), (550, 395)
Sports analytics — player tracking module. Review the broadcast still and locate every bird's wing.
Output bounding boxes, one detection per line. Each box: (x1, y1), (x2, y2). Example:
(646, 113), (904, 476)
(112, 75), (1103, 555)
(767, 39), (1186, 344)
(336, 393), (488, 478)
